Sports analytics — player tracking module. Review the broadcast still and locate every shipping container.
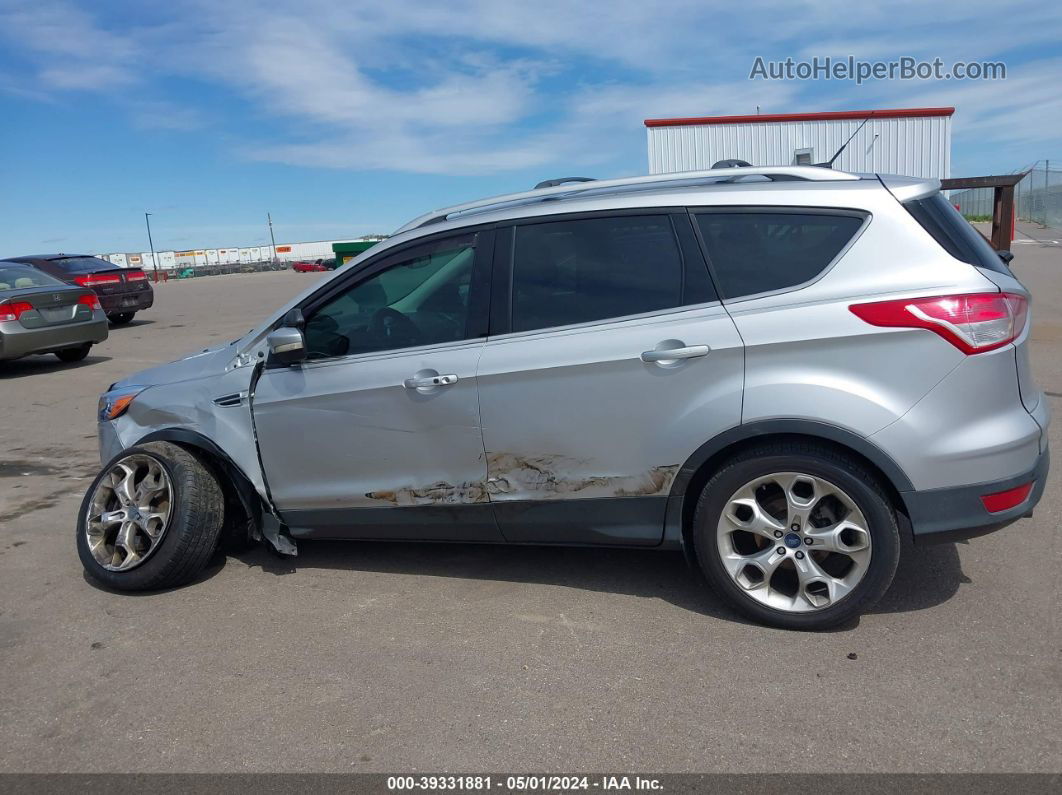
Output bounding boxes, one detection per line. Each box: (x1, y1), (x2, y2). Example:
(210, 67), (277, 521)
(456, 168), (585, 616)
(157, 251), (177, 270)
(205, 249), (220, 265)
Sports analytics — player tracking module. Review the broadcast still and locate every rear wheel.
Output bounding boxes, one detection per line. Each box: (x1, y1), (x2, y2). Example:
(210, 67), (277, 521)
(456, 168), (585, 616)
(108, 312), (135, 325)
(55, 343), (91, 362)
(76, 442), (225, 591)
(693, 442), (900, 630)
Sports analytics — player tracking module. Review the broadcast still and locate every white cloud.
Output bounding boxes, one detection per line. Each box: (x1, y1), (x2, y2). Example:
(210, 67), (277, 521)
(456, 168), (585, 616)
(0, 0), (1059, 175)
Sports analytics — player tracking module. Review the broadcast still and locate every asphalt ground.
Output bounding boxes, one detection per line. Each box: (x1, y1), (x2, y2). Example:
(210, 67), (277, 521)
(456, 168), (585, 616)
(1, 230), (1059, 773)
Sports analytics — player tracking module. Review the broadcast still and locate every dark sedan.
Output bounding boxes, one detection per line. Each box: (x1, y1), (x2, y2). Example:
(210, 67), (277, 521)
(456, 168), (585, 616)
(3, 254), (154, 325)
(0, 262), (108, 362)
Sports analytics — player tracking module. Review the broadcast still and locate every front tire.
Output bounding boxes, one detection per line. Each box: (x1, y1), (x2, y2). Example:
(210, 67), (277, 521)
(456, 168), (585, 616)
(77, 442), (225, 591)
(55, 343), (91, 362)
(693, 442), (900, 630)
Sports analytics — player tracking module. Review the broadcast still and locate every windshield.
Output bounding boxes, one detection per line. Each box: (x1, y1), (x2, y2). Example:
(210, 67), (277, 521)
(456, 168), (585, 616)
(0, 266), (65, 291)
(50, 256), (118, 274)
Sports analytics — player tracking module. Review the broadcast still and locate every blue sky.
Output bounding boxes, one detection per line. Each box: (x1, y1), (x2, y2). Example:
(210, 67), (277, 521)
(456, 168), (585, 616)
(1, 0), (1059, 254)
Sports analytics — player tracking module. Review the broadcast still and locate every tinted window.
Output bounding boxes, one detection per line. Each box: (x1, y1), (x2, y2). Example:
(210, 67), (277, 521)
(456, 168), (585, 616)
(0, 266), (64, 290)
(304, 234), (476, 358)
(50, 257), (117, 273)
(904, 193), (1010, 274)
(696, 211), (864, 299)
(511, 215), (696, 332)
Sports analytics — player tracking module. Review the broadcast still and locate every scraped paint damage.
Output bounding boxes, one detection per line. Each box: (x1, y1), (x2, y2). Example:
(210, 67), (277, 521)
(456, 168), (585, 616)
(485, 454), (680, 499)
(362, 455), (681, 506)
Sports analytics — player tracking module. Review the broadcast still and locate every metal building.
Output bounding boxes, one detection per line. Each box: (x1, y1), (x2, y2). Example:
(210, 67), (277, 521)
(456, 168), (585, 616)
(645, 107), (953, 179)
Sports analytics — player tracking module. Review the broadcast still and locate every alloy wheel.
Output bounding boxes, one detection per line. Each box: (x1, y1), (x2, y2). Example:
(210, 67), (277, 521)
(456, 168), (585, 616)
(84, 454), (173, 572)
(716, 471), (872, 612)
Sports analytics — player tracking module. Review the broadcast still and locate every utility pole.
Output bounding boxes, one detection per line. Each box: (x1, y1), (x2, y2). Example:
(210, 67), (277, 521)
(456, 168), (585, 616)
(267, 212), (278, 263)
(144, 212), (159, 282)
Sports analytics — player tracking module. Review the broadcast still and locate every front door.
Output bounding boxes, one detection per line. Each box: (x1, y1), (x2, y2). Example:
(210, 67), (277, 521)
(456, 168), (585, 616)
(477, 212), (744, 544)
(252, 229), (501, 542)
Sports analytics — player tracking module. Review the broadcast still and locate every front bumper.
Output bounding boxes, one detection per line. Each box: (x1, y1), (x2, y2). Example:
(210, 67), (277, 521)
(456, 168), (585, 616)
(0, 313), (109, 360)
(904, 446), (1049, 543)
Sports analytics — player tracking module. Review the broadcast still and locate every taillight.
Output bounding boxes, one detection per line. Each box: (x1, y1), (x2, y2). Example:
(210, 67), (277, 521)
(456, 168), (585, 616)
(980, 482), (1033, 513)
(74, 273), (122, 287)
(78, 294), (102, 310)
(126, 270), (147, 281)
(849, 292), (1028, 354)
(0, 301), (34, 322)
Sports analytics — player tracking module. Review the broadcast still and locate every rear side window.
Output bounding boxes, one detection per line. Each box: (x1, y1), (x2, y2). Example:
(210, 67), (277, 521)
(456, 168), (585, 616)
(903, 193), (1010, 274)
(511, 215), (712, 333)
(695, 211), (865, 299)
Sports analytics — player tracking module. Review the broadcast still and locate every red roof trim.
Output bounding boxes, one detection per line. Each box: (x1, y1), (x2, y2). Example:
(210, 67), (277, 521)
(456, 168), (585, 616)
(644, 107), (955, 128)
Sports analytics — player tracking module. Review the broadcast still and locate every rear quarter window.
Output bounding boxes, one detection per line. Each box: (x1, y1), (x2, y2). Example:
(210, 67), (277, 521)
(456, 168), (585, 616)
(694, 210), (866, 300)
(903, 193), (1010, 274)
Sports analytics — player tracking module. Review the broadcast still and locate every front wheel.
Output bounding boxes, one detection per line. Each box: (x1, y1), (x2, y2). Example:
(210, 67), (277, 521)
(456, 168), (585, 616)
(76, 442), (225, 591)
(693, 442), (900, 630)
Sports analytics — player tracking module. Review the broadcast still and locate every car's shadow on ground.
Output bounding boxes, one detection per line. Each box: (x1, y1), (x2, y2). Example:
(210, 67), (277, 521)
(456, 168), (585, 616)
(231, 533), (966, 630)
(0, 354), (112, 379)
(108, 318), (155, 329)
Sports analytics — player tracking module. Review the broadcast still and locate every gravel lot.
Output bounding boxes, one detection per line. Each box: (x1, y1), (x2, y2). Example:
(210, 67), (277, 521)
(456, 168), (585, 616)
(1, 234), (1059, 773)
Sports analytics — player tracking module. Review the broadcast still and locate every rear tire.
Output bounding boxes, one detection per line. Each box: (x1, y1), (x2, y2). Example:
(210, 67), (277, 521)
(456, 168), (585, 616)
(55, 343), (91, 362)
(77, 442), (225, 591)
(693, 441), (900, 630)
(108, 312), (135, 325)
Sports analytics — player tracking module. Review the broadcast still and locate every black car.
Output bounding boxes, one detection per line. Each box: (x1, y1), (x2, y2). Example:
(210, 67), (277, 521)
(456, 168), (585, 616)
(2, 254), (154, 325)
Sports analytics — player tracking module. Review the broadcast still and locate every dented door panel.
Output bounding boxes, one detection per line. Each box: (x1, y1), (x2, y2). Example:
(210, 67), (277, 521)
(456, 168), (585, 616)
(477, 304), (744, 544)
(252, 340), (500, 540)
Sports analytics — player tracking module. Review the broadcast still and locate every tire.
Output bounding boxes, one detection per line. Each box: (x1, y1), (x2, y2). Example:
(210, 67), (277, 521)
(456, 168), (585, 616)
(76, 442), (225, 591)
(108, 312), (135, 325)
(693, 441), (900, 630)
(55, 343), (91, 362)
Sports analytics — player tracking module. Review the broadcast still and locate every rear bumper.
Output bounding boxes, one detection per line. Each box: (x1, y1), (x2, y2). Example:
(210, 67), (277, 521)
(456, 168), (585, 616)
(904, 446), (1049, 543)
(0, 313), (109, 360)
(99, 288), (153, 315)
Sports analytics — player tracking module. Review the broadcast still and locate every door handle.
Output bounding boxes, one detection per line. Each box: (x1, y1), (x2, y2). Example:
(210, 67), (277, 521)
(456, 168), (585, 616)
(640, 345), (710, 363)
(404, 373), (458, 389)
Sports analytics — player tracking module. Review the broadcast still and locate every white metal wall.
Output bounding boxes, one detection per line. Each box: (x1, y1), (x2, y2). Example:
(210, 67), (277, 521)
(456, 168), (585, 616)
(647, 115), (951, 179)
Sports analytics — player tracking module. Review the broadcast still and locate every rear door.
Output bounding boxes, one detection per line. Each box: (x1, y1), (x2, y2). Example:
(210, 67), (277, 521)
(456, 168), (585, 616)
(476, 210), (744, 545)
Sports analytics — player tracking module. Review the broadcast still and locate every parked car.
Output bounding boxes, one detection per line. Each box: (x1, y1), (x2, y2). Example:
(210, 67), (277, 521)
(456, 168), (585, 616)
(3, 254), (154, 325)
(78, 166), (1048, 630)
(292, 258), (334, 273)
(0, 262), (108, 362)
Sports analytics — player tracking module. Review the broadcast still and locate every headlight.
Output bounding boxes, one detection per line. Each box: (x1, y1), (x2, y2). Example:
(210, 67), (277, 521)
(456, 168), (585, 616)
(98, 386), (146, 422)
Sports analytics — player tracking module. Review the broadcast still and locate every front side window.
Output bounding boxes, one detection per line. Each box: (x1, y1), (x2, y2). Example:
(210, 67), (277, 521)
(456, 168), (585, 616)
(303, 234), (476, 358)
(511, 215), (697, 333)
(695, 211), (865, 299)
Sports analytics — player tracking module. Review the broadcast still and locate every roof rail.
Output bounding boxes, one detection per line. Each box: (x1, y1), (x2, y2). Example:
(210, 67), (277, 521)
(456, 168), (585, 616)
(533, 176), (596, 189)
(393, 166), (860, 234)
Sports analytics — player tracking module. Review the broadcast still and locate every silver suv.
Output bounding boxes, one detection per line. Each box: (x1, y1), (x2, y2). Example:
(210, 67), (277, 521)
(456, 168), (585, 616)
(78, 166), (1049, 629)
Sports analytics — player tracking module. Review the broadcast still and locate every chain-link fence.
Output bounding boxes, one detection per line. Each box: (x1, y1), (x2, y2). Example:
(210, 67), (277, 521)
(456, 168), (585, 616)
(951, 160), (1062, 228)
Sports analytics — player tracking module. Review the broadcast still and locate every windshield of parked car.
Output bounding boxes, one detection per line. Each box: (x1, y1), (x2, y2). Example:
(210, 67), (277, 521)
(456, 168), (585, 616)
(0, 265), (65, 291)
(50, 256), (117, 273)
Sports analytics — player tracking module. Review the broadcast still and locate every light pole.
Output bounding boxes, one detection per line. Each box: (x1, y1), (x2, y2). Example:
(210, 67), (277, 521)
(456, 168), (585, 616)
(144, 212), (159, 282)
(267, 212), (278, 263)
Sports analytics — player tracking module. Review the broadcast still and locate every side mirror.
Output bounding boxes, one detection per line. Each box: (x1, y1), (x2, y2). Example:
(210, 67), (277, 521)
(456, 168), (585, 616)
(266, 326), (306, 366)
(282, 307), (305, 328)
(997, 250), (1014, 265)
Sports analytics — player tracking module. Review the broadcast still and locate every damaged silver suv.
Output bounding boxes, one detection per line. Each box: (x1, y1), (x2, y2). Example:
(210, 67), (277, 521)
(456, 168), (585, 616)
(79, 167), (1049, 629)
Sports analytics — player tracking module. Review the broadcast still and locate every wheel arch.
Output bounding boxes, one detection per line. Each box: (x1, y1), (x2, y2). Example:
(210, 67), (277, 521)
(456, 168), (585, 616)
(668, 420), (914, 564)
(134, 428), (264, 543)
